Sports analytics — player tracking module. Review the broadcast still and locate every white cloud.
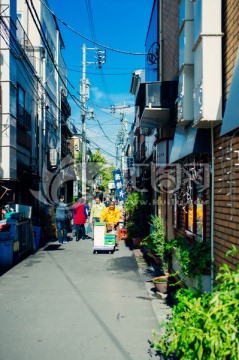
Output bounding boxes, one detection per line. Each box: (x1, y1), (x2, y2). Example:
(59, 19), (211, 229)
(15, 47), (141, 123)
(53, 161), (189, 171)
(91, 86), (105, 102)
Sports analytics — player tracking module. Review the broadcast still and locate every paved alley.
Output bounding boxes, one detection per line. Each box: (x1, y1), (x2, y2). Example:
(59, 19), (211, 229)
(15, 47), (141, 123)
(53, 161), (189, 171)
(0, 237), (170, 360)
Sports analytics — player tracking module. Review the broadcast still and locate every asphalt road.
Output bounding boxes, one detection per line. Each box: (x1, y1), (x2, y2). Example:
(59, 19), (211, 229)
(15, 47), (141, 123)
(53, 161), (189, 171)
(0, 236), (165, 360)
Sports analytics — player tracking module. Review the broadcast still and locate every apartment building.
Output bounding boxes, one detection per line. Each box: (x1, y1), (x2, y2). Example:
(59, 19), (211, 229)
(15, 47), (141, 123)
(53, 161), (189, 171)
(0, 0), (74, 227)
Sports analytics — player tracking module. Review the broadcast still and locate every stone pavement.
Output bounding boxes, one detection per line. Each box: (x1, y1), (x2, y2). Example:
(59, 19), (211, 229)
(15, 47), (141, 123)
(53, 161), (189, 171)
(0, 235), (172, 360)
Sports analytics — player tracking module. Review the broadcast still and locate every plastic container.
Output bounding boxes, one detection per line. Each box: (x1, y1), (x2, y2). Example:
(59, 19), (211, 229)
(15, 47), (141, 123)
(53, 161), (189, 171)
(104, 234), (116, 245)
(0, 223), (11, 232)
(0, 232), (13, 267)
(33, 226), (41, 250)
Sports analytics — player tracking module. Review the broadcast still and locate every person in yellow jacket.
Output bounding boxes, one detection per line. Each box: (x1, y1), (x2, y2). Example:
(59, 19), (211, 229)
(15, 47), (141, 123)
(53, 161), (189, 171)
(100, 201), (121, 250)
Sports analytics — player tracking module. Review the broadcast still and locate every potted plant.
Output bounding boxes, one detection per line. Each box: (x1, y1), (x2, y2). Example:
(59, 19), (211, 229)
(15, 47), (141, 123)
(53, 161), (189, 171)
(152, 246), (239, 359)
(124, 192), (150, 247)
(126, 221), (146, 246)
(165, 237), (211, 291)
(141, 215), (168, 269)
(152, 276), (168, 294)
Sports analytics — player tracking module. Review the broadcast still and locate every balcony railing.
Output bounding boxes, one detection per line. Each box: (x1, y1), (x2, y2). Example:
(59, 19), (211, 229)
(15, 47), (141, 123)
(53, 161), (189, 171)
(17, 127), (32, 150)
(136, 81), (178, 128)
(61, 137), (71, 156)
(17, 105), (32, 131)
(46, 109), (58, 128)
(16, 19), (35, 68)
(61, 90), (71, 117)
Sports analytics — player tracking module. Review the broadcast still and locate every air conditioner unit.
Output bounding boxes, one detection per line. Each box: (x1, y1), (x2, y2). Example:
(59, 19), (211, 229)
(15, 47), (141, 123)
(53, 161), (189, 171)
(49, 149), (57, 167)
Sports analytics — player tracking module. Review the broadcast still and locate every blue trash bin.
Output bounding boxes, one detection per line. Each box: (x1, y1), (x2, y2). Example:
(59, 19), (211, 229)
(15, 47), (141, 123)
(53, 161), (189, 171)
(33, 226), (41, 250)
(0, 232), (13, 267)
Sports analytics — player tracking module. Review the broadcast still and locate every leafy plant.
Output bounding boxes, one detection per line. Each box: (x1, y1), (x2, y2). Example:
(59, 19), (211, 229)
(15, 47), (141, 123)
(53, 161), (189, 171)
(166, 237), (211, 278)
(124, 192), (150, 238)
(141, 215), (165, 259)
(125, 221), (146, 238)
(152, 246), (239, 360)
(153, 276), (168, 283)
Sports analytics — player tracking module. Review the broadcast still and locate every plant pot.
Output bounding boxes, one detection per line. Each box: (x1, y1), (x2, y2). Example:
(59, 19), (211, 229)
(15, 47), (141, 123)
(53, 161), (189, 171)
(153, 276), (168, 294)
(151, 253), (162, 266)
(132, 237), (144, 247)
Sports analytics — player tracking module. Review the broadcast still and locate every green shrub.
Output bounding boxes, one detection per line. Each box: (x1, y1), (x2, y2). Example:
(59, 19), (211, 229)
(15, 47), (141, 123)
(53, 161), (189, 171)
(166, 237), (211, 278)
(152, 246), (239, 360)
(141, 215), (165, 259)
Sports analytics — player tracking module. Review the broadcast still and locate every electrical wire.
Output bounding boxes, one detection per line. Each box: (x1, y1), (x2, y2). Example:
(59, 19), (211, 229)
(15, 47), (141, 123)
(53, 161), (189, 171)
(84, 0), (114, 107)
(25, 0), (85, 113)
(40, 0), (148, 56)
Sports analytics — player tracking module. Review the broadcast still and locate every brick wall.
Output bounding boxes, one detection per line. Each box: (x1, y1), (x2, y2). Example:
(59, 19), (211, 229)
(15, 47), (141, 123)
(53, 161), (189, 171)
(162, 0), (179, 81)
(213, 0), (239, 270)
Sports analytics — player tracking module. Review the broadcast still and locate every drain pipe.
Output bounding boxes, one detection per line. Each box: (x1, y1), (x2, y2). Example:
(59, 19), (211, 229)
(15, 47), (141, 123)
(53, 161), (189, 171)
(210, 128), (215, 292)
(159, 0), (163, 82)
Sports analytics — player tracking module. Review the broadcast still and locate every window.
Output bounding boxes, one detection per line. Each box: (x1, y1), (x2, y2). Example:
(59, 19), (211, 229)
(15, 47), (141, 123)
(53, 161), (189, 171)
(185, 178), (205, 240)
(17, 85), (25, 108)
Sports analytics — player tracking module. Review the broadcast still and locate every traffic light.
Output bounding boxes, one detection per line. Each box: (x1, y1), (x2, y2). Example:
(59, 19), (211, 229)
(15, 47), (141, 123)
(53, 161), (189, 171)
(127, 157), (134, 168)
(97, 49), (106, 69)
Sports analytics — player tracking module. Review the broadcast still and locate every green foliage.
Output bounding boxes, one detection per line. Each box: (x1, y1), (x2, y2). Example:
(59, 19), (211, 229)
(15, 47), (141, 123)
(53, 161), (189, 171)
(153, 277), (168, 283)
(76, 149), (114, 191)
(124, 192), (144, 214)
(166, 237), (211, 278)
(152, 247), (239, 360)
(124, 192), (150, 238)
(141, 215), (166, 259)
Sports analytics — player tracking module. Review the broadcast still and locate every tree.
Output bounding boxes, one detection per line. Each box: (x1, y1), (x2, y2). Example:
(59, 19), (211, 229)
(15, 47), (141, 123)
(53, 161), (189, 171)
(75, 149), (114, 193)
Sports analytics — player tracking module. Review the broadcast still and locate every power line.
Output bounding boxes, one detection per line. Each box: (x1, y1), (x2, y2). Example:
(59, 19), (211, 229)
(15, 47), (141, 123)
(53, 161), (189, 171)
(25, 0), (84, 113)
(39, 0), (148, 56)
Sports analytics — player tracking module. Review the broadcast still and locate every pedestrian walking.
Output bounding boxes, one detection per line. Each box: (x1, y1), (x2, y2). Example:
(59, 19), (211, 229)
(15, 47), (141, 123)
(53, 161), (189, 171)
(72, 197), (88, 241)
(89, 196), (105, 224)
(55, 194), (70, 244)
(100, 201), (121, 250)
(104, 196), (110, 207)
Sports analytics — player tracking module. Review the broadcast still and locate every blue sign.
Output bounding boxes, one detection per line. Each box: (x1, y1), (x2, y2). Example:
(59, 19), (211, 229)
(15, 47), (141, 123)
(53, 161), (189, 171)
(112, 169), (126, 201)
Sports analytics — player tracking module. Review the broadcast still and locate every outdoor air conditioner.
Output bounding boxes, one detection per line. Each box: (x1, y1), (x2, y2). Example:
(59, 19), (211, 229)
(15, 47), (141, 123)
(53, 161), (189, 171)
(49, 149), (57, 167)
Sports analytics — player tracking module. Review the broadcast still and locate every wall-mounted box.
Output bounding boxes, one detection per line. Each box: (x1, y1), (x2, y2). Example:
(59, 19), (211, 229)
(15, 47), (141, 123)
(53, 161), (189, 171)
(179, 21), (194, 69)
(193, 36), (222, 128)
(192, 0), (222, 128)
(179, 0), (194, 30)
(177, 66), (194, 125)
(193, 0), (222, 46)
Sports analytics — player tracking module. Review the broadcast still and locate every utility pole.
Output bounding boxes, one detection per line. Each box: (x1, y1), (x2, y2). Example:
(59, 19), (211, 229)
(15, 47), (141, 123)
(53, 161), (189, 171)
(81, 44), (87, 199)
(80, 44), (106, 198)
(115, 103), (128, 171)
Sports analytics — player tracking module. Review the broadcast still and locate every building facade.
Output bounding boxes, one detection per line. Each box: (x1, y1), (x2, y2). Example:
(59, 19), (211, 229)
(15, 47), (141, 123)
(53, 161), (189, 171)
(0, 0), (73, 227)
(129, 0), (239, 285)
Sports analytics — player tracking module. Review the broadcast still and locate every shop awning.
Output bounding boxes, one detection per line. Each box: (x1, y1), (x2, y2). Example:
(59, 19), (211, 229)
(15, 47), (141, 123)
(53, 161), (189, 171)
(221, 46), (239, 136)
(169, 126), (211, 163)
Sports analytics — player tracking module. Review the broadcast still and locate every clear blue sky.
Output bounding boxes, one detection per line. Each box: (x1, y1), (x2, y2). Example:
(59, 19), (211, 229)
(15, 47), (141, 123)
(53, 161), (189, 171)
(48, 0), (153, 164)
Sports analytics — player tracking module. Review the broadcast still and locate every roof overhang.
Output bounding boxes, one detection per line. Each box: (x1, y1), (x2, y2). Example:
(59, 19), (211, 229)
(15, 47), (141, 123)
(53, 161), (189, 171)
(221, 45), (239, 136)
(139, 108), (170, 128)
(169, 126), (211, 163)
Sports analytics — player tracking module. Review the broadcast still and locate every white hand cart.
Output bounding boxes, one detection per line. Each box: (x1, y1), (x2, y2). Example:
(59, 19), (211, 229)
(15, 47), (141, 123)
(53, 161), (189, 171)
(93, 222), (116, 254)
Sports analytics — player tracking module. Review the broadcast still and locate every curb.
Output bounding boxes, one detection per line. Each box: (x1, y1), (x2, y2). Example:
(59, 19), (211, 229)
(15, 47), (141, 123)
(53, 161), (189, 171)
(133, 248), (172, 327)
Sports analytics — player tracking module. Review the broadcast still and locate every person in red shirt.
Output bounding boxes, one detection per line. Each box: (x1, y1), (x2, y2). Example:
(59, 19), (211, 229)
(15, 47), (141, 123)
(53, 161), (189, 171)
(72, 198), (88, 241)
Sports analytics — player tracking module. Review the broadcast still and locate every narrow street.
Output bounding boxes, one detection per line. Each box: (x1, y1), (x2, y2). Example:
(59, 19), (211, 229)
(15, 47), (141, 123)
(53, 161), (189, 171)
(0, 236), (169, 360)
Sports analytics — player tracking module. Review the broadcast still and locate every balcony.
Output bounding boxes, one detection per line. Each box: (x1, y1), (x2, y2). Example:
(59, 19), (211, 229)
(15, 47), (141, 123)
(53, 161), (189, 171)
(61, 90), (71, 117)
(17, 105), (32, 131)
(136, 81), (178, 128)
(16, 19), (35, 69)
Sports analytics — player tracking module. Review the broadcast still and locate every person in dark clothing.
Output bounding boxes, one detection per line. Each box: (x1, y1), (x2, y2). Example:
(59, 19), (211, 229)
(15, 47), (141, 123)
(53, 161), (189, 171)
(104, 196), (110, 207)
(55, 195), (70, 244)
